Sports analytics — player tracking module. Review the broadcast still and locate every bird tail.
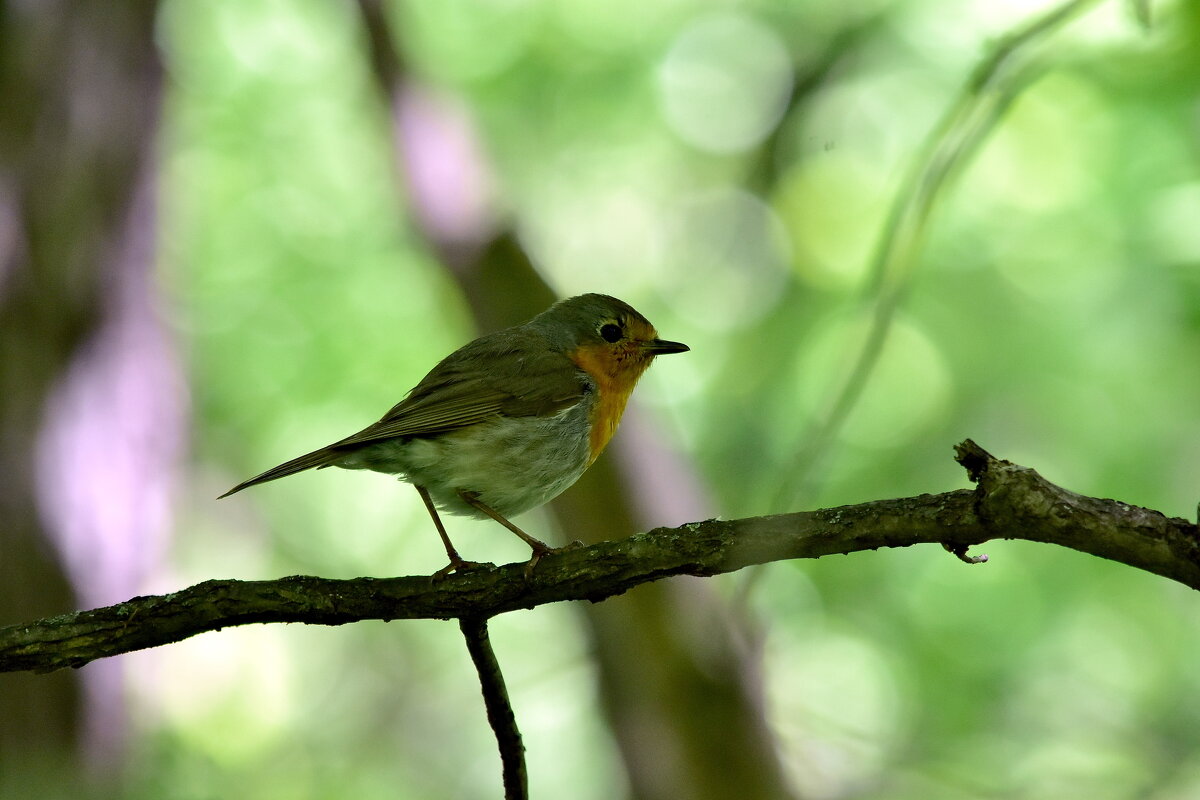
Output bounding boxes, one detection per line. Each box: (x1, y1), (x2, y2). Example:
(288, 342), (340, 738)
(218, 447), (342, 498)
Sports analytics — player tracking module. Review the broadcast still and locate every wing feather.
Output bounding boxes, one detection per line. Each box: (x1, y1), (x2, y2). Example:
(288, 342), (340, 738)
(221, 324), (587, 498)
(331, 327), (585, 447)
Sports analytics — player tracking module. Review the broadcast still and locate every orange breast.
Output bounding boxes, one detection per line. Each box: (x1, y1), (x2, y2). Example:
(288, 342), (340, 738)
(569, 344), (650, 464)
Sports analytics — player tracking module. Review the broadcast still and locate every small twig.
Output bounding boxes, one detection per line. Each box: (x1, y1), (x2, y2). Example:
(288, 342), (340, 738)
(459, 616), (527, 800)
(943, 542), (990, 565)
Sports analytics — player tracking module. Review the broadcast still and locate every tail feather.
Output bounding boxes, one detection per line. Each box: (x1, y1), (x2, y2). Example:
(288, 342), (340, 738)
(218, 447), (343, 498)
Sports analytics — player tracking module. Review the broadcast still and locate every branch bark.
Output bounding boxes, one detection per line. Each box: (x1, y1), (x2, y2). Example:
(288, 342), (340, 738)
(460, 616), (527, 800)
(3, 441), (1196, 675)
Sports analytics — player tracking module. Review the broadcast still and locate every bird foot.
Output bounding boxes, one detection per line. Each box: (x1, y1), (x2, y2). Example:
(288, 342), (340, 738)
(521, 540), (585, 578)
(431, 558), (493, 582)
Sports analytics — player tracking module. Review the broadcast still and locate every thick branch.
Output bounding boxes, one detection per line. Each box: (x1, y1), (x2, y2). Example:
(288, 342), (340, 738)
(2, 441), (1196, 674)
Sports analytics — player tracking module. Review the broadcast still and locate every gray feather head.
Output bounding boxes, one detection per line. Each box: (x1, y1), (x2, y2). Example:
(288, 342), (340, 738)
(529, 293), (658, 351)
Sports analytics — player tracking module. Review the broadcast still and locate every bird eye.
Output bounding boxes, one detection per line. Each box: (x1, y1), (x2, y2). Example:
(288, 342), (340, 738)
(599, 323), (623, 343)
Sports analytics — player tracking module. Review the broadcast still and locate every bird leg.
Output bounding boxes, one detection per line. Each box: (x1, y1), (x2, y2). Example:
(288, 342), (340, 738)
(456, 490), (557, 570)
(416, 485), (484, 578)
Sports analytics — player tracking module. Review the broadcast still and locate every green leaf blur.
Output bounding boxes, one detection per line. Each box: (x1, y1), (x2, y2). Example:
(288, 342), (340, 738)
(144, 0), (1200, 798)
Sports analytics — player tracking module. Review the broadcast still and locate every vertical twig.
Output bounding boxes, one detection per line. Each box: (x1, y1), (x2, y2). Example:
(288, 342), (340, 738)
(459, 615), (528, 800)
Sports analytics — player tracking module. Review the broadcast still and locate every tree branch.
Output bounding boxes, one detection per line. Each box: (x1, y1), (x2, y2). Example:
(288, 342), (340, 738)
(2, 440), (1196, 675)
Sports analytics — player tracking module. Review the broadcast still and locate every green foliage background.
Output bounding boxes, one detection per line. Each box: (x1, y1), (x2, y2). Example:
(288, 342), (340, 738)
(119, 0), (1200, 797)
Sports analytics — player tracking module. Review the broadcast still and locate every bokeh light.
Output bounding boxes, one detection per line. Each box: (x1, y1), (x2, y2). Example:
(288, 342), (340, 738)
(8, 0), (1200, 798)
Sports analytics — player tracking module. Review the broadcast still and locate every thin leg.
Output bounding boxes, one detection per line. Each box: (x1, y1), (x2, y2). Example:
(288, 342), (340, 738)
(457, 491), (554, 557)
(416, 485), (477, 576)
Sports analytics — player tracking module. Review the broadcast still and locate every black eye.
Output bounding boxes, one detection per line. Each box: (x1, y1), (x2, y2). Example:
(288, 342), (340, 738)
(599, 323), (622, 343)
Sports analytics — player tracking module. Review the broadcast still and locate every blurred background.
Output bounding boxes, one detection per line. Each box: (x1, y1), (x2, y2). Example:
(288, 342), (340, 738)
(2, 0), (1199, 798)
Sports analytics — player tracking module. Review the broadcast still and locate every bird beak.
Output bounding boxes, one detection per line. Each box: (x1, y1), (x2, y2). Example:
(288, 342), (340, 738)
(642, 338), (690, 355)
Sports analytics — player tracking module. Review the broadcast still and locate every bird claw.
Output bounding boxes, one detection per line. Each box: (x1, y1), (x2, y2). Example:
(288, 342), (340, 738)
(520, 540), (585, 578)
(431, 558), (493, 582)
(522, 552), (543, 579)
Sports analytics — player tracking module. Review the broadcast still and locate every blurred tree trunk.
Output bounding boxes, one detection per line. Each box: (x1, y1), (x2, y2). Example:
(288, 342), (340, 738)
(0, 0), (162, 787)
(356, 4), (794, 797)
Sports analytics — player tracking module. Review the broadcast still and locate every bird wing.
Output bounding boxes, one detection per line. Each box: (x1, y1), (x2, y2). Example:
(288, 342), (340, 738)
(330, 328), (585, 447)
(217, 327), (587, 499)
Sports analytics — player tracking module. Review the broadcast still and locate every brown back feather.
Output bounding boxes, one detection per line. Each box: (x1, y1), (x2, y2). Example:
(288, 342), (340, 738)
(219, 325), (586, 497)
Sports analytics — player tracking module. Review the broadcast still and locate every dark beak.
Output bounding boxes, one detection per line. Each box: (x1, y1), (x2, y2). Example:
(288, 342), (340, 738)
(643, 338), (689, 355)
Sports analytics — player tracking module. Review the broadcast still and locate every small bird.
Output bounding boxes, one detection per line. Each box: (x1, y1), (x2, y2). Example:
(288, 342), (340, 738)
(220, 293), (689, 574)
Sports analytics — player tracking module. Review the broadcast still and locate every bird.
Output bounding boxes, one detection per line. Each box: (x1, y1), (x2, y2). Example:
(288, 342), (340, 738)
(219, 293), (689, 575)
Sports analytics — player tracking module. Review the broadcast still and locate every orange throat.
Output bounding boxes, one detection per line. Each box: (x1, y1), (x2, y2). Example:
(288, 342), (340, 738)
(569, 345), (652, 465)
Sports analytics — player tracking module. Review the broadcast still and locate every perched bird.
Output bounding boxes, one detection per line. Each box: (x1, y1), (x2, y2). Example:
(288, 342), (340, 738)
(220, 293), (689, 574)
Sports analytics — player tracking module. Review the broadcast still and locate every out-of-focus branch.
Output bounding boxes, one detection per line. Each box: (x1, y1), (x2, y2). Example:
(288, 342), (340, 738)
(4, 440), (1196, 676)
(774, 0), (1107, 509)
